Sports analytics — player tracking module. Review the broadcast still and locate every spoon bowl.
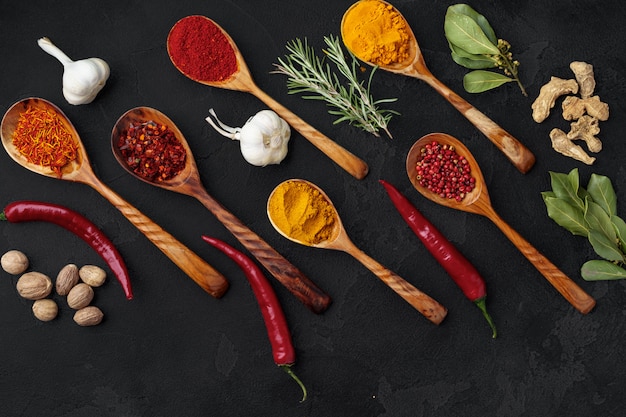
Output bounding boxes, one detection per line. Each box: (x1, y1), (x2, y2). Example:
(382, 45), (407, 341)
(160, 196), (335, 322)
(341, 0), (535, 174)
(405, 132), (596, 314)
(267, 179), (447, 325)
(1, 97), (228, 298)
(167, 15), (368, 180)
(111, 107), (331, 313)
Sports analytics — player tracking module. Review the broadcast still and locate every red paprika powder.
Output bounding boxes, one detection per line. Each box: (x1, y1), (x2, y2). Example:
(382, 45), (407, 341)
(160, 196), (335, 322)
(167, 15), (238, 82)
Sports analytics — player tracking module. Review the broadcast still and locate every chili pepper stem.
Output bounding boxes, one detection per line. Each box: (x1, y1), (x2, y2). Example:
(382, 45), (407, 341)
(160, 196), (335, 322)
(474, 297), (497, 338)
(280, 365), (308, 402)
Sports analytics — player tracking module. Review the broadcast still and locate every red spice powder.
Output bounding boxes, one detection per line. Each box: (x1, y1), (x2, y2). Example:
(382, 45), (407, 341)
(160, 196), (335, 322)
(168, 15), (238, 82)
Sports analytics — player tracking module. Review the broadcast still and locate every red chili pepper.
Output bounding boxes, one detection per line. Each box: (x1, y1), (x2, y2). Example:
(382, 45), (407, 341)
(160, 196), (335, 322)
(379, 180), (496, 338)
(1, 201), (133, 300)
(201, 235), (307, 401)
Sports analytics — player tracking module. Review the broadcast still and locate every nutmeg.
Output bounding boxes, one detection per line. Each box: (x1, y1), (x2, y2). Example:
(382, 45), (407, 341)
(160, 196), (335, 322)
(73, 306), (104, 326)
(1, 250), (29, 275)
(32, 299), (58, 322)
(67, 282), (94, 309)
(79, 265), (106, 287)
(16, 271), (52, 300)
(56, 263), (80, 296)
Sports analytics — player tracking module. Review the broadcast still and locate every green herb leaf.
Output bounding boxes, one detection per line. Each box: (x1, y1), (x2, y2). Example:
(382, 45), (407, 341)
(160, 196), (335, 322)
(611, 215), (626, 253)
(587, 173), (617, 217)
(447, 4), (498, 45)
(449, 43), (497, 69)
(585, 198), (617, 242)
(543, 195), (589, 237)
(549, 169), (585, 211)
(588, 229), (624, 261)
(444, 12), (500, 55)
(581, 260), (626, 281)
(463, 70), (514, 93)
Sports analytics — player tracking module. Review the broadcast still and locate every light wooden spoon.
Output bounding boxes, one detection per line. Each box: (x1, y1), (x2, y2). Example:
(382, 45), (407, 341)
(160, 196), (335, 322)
(405, 132), (596, 314)
(0, 97), (228, 298)
(111, 107), (331, 314)
(167, 15), (369, 180)
(267, 179), (447, 325)
(341, 0), (535, 174)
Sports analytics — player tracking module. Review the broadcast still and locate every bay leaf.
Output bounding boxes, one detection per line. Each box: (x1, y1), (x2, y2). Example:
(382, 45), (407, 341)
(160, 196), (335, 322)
(581, 259), (626, 281)
(611, 215), (626, 253)
(447, 4), (498, 45)
(543, 195), (589, 237)
(585, 198), (617, 242)
(548, 170), (584, 211)
(449, 42), (496, 69)
(444, 12), (500, 55)
(587, 173), (616, 216)
(463, 70), (513, 93)
(588, 229), (624, 262)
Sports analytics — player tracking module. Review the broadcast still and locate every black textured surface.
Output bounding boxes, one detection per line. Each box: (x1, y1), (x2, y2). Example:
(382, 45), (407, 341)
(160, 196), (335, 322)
(1, 1), (626, 416)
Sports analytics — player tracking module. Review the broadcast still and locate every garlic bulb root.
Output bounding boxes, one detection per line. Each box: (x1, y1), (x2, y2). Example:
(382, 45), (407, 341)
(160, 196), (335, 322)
(206, 108), (291, 166)
(37, 37), (110, 105)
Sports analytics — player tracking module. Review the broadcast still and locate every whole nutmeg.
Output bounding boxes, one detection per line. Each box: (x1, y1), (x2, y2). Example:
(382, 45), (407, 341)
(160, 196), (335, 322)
(79, 265), (107, 287)
(16, 272), (52, 300)
(1, 250), (29, 275)
(67, 282), (94, 309)
(32, 299), (58, 322)
(73, 306), (104, 326)
(56, 263), (80, 296)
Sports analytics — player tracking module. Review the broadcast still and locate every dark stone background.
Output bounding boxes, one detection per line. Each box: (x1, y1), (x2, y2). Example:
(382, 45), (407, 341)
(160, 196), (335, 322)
(1, 1), (625, 416)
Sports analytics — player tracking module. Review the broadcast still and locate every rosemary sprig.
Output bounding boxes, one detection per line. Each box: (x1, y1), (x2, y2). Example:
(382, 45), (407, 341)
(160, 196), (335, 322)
(273, 35), (398, 138)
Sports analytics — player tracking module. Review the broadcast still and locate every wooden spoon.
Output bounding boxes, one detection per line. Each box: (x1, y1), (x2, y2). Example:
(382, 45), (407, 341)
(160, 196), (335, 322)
(111, 106), (331, 314)
(0, 97), (228, 298)
(267, 179), (447, 325)
(406, 132), (595, 314)
(341, 0), (536, 174)
(166, 15), (369, 180)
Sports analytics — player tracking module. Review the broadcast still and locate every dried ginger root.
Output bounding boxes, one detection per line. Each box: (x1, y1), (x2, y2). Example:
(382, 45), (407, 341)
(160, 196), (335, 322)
(533, 61), (609, 165)
(531, 77), (578, 122)
(550, 128), (596, 165)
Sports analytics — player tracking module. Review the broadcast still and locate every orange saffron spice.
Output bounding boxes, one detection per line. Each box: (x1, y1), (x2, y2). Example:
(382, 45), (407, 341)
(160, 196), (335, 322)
(12, 106), (78, 177)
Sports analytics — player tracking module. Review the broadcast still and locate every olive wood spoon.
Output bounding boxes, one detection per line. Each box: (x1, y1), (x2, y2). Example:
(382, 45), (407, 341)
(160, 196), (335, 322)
(0, 97), (228, 298)
(341, 0), (535, 174)
(267, 179), (447, 325)
(111, 107), (331, 314)
(167, 15), (369, 180)
(406, 133), (595, 314)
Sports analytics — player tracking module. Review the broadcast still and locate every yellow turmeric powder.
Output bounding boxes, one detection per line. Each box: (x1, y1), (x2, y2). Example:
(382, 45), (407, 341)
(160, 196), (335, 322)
(342, 0), (411, 66)
(268, 180), (337, 246)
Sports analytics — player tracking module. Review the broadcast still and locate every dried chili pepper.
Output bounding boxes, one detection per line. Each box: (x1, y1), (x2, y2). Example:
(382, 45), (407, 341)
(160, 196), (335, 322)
(12, 106), (78, 178)
(201, 235), (307, 401)
(1, 201), (133, 300)
(117, 121), (186, 183)
(379, 180), (497, 338)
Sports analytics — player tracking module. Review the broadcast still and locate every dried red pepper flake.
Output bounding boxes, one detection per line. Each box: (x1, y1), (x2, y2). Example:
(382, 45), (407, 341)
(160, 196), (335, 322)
(12, 106), (78, 178)
(117, 121), (186, 182)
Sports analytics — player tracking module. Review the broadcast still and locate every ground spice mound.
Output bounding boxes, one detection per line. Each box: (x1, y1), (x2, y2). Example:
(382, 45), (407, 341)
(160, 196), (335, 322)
(168, 15), (238, 82)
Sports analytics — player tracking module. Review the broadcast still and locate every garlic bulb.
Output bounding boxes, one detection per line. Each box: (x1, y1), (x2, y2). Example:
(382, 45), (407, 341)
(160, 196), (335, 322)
(37, 37), (110, 105)
(206, 109), (291, 166)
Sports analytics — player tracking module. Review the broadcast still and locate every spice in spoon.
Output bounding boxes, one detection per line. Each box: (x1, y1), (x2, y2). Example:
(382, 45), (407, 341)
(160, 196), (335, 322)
(12, 106), (78, 178)
(117, 121), (186, 182)
(267, 180), (337, 245)
(342, 0), (411, 66)
(167, 15), (238, 82)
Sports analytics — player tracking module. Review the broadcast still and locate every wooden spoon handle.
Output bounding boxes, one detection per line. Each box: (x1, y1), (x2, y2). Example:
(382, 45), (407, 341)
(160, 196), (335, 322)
(347, 245), (447, 324)
(421, 74), (536, 174)
(88, 178), (229, 298)
(487, 210), (596, 314)
(193, 190), (332, 314)
(248, 85), (369, 180)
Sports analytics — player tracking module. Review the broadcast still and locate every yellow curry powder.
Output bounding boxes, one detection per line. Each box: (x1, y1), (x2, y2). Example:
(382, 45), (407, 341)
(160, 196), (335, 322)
(342, 0), (411, 66)
(268, 180), (337, 246)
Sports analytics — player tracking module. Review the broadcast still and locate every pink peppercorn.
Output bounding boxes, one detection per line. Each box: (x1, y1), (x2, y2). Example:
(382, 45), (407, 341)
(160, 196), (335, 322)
(415, 141), (475, 202)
